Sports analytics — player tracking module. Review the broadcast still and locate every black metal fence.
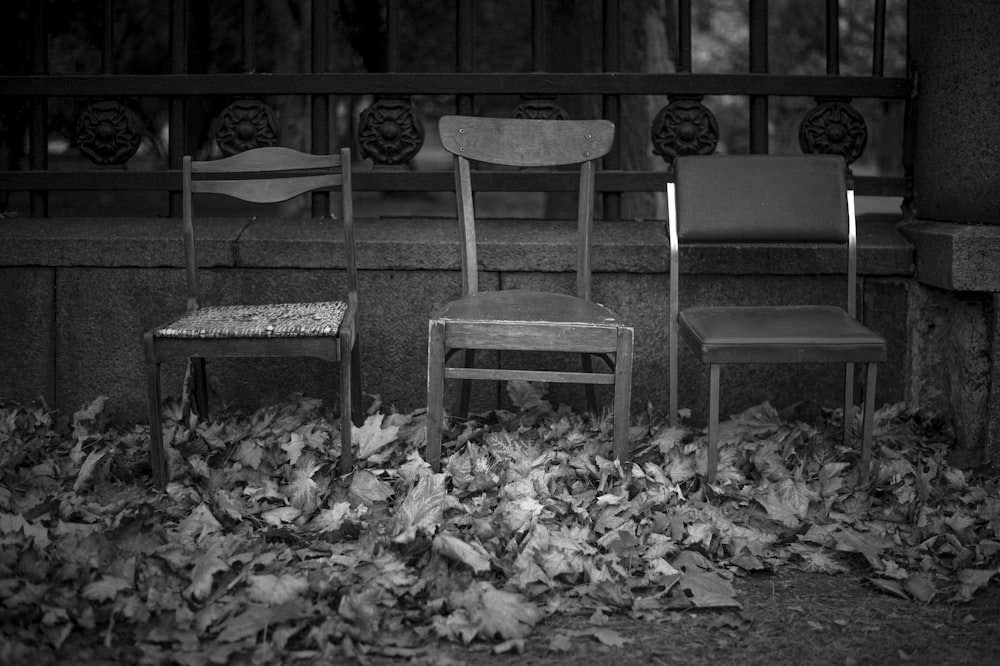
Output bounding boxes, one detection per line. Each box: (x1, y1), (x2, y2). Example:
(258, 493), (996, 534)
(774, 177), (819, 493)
(0, 0), (910, 219)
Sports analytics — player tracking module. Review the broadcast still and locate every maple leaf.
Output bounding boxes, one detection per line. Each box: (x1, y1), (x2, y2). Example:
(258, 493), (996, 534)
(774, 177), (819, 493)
(281, 432), (307, 465)
(679, 571), (741, 608)
(348, 469), (395, 506)
(433, 532), (492, 573)
(184, 544), (229, 601)
(247, 573), (309, 605)
(450, 582), (542, 641)
(506, 380), (551, 412)
(283, 459), (321, 512)
(82, 575), (132, 601)
(392, 473), (446, 542)
(354, 413), (400, 462)
(261, 506), (302, 526)
(177, 503), (223, 547)
(72, 447), (108, 491)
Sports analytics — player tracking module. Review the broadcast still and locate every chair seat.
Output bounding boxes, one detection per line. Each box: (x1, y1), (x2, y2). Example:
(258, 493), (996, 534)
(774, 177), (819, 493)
(435, 289), (621, 326)
(679, 305), (886, 364)
(154, 301), (347, 339)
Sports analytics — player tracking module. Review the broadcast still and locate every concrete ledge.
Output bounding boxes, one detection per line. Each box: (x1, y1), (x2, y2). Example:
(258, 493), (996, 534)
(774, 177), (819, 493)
(1, 215), (912, 275)
(899, 220), (1000, 291)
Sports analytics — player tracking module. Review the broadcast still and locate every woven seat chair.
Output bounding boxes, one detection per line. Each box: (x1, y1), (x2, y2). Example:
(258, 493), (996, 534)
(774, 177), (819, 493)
(143, 146), (362, 488)
(426, 116), (634, 470)
(667, 154), (886, 483)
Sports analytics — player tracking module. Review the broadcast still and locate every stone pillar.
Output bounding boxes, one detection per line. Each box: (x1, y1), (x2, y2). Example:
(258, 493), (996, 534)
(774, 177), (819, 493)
(909, 0), (1000, 223)
(902, 1), (1000, 466)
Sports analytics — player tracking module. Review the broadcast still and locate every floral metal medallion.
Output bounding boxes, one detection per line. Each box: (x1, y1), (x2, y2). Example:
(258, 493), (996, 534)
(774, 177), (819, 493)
(651, 97), (719, 164)
(798, 100), (868, 164)
(512, 99), (569, 120)
(76, 100), (142, 166)
(357, 97), (425, 166)
(215, 99), (280, 156)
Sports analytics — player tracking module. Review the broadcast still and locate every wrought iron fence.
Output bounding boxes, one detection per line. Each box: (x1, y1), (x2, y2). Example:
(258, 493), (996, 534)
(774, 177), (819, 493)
(0, 0), (910, 219)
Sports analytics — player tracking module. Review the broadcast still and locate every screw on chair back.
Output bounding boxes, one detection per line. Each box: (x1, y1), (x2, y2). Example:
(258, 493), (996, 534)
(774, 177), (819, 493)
(667, 154), (886, 482)
(426, 116), (633, 469)
(144, 146), (362, 488)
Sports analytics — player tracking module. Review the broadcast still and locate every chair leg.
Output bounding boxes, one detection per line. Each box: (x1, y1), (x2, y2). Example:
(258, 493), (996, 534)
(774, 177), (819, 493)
(339, 333), (354, 475)
(426, 319), (447, 471)
(612, 328), (634, 463)
(843, 362), (855, 448)
(190, 356), (209, 419)
(144, 333), (167, 489)
(669, 317), (679, 427)
(456, 349), (474, 418)
(351, 335), (364, 427)
(706, 364), (721, 483)
(582, 353), (598, 414)
(859, 363), (878, 481)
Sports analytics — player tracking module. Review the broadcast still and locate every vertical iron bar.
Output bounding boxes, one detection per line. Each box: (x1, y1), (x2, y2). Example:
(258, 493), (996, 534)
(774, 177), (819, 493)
(532, 0), (545, 71)
(872, 0), (886, 76)
(457, 0), (474, 115)
(29, 0), (47, 217)
(678, 0), (692, 72)
(311, 0), (330, 216)
(748, 0), (768, 154)
(387, 0), (400, 73)
(243, 0), (255, 71)
(826, 0), (839, 75)
(169, 0), (187, 217)
(103, 0), (114, 74)
(602, 0), (621, 220)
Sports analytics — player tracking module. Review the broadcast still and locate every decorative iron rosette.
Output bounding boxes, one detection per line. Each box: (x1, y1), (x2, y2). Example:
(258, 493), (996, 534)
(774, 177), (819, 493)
(798, 99), (868, 164)
(76, 100), (142, 166)
(357, 97), (425, 166)
(512, 99), (569, 120)
(651, 97), (719, 164)
(215, 99), (280, 156)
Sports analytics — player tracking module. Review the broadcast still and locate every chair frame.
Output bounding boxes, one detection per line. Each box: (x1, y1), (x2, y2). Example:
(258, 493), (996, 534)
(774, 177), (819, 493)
(426, 115), (634, 469)
(143, 146), (362, 488)
(667, 154), (885, 483)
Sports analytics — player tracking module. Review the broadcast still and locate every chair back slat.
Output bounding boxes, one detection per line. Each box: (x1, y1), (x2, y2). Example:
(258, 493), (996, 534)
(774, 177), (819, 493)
(181, 146), (354, 312)
(674, 155), (849, 242)
(439, 116), (614, 167)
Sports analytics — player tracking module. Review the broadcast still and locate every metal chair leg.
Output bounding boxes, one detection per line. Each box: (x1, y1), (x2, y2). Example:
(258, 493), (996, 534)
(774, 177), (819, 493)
(707, 364), (721, 483)
(843, 362), (855, 448)
(582, 353), (599, 414)
(426, 319), (447, 471)
(612, 328), (634, 463)
(144, 333), (167, 489)
(339, 333), (354, 475)
(859, 363), (878, 481)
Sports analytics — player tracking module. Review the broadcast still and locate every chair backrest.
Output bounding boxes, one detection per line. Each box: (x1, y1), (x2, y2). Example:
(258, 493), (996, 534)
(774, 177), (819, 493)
(667, 154), (857, 315)
(438, 115), (615, 299)
(181, 146), (356, 313)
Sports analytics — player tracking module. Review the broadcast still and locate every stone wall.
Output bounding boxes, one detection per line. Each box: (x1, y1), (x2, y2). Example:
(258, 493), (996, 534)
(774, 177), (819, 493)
(1, 215), (912, 430)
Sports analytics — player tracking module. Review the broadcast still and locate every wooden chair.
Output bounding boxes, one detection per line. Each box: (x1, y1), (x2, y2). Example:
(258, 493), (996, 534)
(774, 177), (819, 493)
(143, 146), (362, 488)
(425, 115), (634, 470)
(667, 155), (886, 483)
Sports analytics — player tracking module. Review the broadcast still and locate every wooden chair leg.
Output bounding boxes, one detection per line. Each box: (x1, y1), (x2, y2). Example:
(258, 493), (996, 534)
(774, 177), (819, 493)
(859, 363), (878, 481)
(191, 357), (209, 419)
(144, 334), (167, 489)
(612, 328), (633, 463)
(339, 333), (354, 475)
(582, 353), (598, 414)
(351, 335), (364, 427)
(843, 362), (855, 448)
(456, 349), (474, 418)
(426, 319), (447, 471)
(707, 364), (721, 483)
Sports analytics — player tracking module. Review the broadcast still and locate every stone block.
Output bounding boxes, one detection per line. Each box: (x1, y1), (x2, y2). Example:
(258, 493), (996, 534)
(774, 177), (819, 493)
(0, 268), (55, 407)
(899, 221), (1000, 291)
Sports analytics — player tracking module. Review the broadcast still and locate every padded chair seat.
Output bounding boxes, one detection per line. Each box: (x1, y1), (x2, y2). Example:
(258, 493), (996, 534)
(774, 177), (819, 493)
(435, 289), (620, 326)
(155, 301), (347, 339)
(679, 305), (886, 364)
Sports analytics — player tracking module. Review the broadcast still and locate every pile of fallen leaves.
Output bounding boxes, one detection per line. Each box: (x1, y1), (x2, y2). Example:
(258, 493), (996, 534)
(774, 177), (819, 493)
(1, 383), (998, 664)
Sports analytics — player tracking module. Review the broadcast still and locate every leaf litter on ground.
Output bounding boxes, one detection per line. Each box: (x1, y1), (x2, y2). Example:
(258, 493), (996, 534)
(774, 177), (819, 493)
(0, 382), (998, 664)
